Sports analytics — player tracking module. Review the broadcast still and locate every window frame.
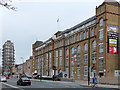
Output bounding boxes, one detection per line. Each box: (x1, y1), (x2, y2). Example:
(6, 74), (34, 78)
(99, 18), (104, 27)
(99, 29), (104, 41)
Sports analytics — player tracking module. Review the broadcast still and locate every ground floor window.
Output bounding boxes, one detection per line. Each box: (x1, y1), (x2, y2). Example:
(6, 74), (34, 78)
(92, 52), (96, 63)
(66, 58), (69, 66)
(71, 67), (74, 78)
(84, 66), (88, 80)
(99, 57), (104, 68)
(56, 58), (58, 66)
(99, 72), (104, 78)
(71, 57), (74, 66)
(65, 68), (69, 78)
(77, 67), (80, 79)
(59, 57), (62, 66)
(84, 54), (88, 64)
(56, 70), (58, 75)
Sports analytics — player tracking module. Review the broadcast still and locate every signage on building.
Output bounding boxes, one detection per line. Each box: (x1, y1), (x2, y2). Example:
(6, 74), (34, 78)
(115, 70), (120, 77)
(107, 24), (118, 54)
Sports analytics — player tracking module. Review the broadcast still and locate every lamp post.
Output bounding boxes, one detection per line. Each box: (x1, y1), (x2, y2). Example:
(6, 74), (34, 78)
(20, 57), (24, 74)
(88, 28), (90, 85)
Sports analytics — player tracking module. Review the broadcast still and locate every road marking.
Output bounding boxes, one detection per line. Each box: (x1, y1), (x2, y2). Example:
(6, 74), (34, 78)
(2, 82), (24, 90)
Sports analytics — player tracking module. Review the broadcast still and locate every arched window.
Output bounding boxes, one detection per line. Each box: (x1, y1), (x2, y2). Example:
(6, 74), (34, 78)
(92, 40), (96, 50)
(77, 45), (80, 53)
(84, 43), (88, 51)
(99, 18), (103, 27)
(71, 47), (74, 54)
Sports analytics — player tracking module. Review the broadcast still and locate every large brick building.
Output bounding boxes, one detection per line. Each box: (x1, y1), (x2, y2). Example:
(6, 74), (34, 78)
(32, 1), (120, 84)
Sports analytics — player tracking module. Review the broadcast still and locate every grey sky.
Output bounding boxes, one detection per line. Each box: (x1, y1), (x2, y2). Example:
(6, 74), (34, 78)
(0, 0), (112, 65)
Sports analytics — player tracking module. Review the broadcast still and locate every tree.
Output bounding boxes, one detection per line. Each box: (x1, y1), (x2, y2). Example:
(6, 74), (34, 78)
(0, 0), (17, 11)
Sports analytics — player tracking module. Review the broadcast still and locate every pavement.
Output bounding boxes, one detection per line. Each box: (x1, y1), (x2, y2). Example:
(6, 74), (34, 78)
(30, 78), (120, 89)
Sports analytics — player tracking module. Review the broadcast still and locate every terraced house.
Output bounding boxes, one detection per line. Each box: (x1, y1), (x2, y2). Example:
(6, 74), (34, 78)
(32, 1), (120, 84)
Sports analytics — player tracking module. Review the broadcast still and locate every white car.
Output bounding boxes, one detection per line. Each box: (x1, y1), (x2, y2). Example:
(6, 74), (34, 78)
(0, 76), (7, 82)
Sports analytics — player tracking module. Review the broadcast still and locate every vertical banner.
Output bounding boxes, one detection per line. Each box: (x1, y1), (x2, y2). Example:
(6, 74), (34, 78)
(107, 24), (118, 54)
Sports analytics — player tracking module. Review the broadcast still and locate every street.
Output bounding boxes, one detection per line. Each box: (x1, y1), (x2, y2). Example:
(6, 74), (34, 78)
(1, 78), (118, 90)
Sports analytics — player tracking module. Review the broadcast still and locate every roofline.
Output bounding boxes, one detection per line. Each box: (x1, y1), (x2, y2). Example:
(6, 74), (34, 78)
(59, 15), (96, 36)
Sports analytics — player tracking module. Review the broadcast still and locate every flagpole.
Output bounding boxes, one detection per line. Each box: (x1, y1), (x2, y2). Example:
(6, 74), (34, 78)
(57, 18), (59, 31)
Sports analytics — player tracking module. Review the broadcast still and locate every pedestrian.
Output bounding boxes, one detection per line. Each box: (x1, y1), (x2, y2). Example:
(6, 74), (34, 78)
(52, 75), (55, 81)
(92, 76), (98, 87)
(40, 75), (42, 81)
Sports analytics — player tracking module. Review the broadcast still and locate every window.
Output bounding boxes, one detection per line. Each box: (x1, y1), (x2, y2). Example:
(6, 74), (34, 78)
(70, 37), (72, 43)
(84, 66), (88, 80)
(66, 68), (68, 73)
(91, 28), (94, 36)
(56, 50), (58, 57)
(74, 36), (75, 43)
(59, 50), (62, 66)
(59, 57), (62, 66)
(92, 40), (96, 50)
(99, 58), (104, 68)
(66, 68), (68, 78)
(58, 41), (60, 47)
(84, 43), (88, 51)
(71, 67), (74, 78)
(60, 49), (62, 56)
(66, 49), (69, 56)
(49, 52), (51, 67)
(83, 32), (85, 39)
(71, 57), (74, 66)
(77, 35), (78, 41)
(95, 27), (97, 35)
(77, 67), (80, 79)
(56, 58), (58, 66)
(87, 31), (88, 38)
(77, 55), (80, 65)
(56, 51), (58, 66)
(79, 33), (81, 40)
(84, 54), (88, 64)
(65, 40), (67, 45)
(99, 29), (104, 40)
(68, 39), (69, 45)
(77, 45), (80, 53)
(99, 43), (104, 54)
(92, 52), (96, 63)
(72, 47), (74, 54)
(99, 18), (104, 27)
(66, 58), (69, 66)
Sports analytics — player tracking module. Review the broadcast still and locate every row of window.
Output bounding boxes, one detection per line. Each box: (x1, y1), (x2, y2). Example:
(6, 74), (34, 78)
(66, 54), (103, 68)
(66, 57), (103, 79)
(66, 42), (104, 56)
(36, 28), (104, 56)
(65, 28), (96, 45)
(35, 43), (104, 69)
(66, 41), (96, 55)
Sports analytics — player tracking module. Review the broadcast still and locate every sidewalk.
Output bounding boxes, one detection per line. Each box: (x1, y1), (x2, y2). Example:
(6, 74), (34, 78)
(30, 79), (119, 89)
(74, 80), (119, 89)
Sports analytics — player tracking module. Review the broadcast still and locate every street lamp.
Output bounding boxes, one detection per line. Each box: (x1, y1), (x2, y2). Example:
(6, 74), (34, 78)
(88, 28), (90, 85)
(20, 57), (24, 74)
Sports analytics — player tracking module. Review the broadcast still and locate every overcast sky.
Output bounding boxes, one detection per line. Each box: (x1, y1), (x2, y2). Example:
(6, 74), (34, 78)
(0, 0), (119, 66)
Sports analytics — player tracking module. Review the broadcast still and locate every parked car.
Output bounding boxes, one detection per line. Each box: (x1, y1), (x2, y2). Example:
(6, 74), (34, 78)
(53, 72), (63, 81)
(17, 77), (31, 86)
(6, 76), (10, 79)
(34, 75), (40, 79)
(0, 76), (7, 82)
